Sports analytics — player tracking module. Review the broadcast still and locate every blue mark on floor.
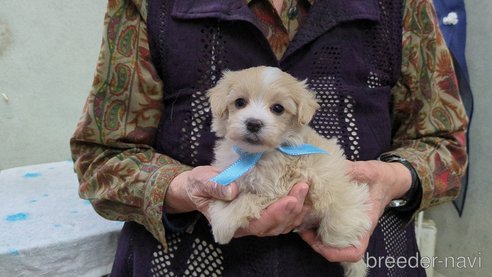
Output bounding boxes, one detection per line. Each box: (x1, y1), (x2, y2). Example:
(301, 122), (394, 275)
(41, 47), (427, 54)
(5, 213), (29, 222)
(8, 249), (20, 256)
(23, 172), (42, 178)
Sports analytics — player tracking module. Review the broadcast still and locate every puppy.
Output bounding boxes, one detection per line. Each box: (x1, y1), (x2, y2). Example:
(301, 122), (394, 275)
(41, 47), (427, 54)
(207, 66), (371, 277)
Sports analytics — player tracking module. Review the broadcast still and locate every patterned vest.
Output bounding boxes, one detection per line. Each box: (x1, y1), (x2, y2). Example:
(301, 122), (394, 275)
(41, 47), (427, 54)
(128, 0), (424, 276)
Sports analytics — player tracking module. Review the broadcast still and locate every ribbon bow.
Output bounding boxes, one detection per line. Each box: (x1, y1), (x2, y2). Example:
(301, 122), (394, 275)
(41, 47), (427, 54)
(211, 144), (329, 186)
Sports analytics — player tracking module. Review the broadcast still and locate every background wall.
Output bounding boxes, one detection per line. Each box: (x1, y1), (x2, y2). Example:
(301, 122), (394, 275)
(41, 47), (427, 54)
(426, 1), (492, 276)
(0, 1), (490, 276)
(0, 0), (106, 169)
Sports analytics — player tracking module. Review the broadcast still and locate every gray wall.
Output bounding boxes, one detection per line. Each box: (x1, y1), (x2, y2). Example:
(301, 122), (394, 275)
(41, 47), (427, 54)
(0, 0), (106, 169)
(0, 1), (490, 276)
(426, 1), (492, 276)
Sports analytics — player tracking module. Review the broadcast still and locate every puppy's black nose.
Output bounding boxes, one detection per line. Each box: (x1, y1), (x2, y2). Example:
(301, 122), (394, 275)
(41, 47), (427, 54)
(245, 119), (263, 133)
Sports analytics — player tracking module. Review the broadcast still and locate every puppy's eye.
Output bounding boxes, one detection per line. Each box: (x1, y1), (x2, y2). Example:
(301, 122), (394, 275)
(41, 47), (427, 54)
(235, 98), (247, 109)
(271, 104), (284, 115)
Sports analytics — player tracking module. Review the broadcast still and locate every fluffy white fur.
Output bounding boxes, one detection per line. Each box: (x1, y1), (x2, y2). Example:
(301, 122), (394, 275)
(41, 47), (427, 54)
(207, 66), (371, 277)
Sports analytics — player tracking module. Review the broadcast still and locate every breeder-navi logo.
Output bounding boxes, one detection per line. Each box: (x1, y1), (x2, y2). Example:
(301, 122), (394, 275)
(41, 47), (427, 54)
(366, 252), (482, 269)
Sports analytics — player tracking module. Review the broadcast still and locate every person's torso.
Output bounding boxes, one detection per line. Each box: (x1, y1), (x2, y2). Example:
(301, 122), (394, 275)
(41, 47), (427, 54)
(148, 0), (403, 167)
(142, 1), (414, 276)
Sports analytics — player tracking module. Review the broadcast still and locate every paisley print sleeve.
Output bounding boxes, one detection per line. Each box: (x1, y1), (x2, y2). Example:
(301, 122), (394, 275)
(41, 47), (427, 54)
(70, 0), (191, 248)
(386, 0), (468, 216)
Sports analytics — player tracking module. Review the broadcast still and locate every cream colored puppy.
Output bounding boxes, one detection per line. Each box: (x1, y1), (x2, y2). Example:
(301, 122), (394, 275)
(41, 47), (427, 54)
(207, 66), (370, 277)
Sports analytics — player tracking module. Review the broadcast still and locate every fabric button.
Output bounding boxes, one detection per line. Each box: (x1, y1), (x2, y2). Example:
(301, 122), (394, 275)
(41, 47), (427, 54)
(287, 6), (298, 20)
(443, 12), (459, 25)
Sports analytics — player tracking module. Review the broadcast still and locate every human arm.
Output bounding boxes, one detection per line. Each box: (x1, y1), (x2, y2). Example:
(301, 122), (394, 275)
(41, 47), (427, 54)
(385, 0), (468, 215)
(300, 160), (412, 262)
(300, 0), (468, 261)
(70, 0), (192, 248)
(166, 169), (310, 238)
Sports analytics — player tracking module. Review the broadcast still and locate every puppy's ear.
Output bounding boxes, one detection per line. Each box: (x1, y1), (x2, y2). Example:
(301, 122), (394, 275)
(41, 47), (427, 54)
(207, 71), (232, 120)
(295, 81), (320, 125)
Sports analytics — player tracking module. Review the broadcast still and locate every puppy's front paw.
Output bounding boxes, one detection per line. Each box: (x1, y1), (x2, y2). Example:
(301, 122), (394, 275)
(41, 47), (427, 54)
(208, 193), (267, 244)
(208, 200), (247, 244)
(212, 223), (237, 244)
(342, 260), (367, 277)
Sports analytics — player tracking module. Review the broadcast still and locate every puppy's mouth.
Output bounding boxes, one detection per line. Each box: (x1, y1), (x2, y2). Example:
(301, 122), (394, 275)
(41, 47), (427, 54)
(244, 134), (262, 145)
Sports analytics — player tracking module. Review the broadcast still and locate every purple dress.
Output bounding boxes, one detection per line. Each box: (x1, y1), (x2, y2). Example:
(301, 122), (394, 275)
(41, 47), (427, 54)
(111, 0), (426, 276)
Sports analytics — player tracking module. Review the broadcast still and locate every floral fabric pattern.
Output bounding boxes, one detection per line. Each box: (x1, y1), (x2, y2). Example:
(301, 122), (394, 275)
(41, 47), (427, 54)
(248, 0), (311, 59)
(71, 0), (191, 247)
(388, 0), (468, 210)
(70, 0), (468, 247)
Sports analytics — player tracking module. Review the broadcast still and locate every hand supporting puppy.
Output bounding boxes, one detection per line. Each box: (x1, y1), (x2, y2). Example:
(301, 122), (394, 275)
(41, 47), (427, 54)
(166, 167), (311, 238)
(233, 182), (310, 238)
(164, 166), (239, 214)
(167, 159), (406, 249)
(299, 160), (412, 262)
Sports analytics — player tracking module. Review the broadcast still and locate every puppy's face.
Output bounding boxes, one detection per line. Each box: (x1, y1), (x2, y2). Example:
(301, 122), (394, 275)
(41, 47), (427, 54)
(208, 66), (319, 153)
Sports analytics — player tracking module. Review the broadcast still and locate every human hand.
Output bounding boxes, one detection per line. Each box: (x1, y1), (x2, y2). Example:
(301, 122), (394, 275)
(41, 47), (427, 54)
(164, 166), (239, 215)
(299, 160), (412, 262)
(233, 182), (310, 238)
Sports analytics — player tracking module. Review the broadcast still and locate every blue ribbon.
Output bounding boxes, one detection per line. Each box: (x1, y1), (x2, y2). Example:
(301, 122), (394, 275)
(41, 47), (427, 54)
(277, 144), (328, 156)
(211, 144), (328, 186)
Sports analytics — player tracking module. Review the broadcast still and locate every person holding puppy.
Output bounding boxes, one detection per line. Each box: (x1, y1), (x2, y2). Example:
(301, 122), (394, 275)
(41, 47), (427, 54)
(71, 0), (468, 276)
